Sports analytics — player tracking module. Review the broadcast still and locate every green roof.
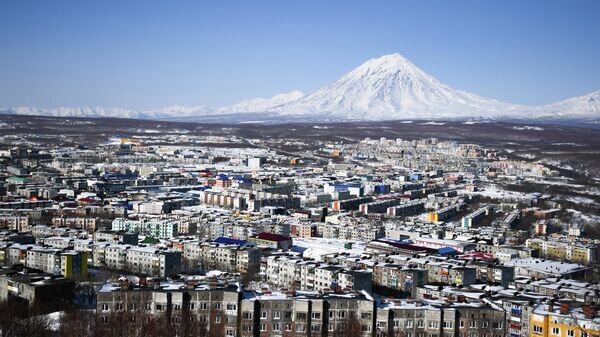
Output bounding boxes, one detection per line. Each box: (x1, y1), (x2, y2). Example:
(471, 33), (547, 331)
(7, 176), (26, 183)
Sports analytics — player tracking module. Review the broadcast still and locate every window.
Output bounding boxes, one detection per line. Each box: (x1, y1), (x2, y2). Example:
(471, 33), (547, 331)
(285, 324), (292, 331)
(443, 321), (453, 329)
(469, 321), (477, 328)
(273, 323), (280, 331)
(460, 320), (465, 328)
(482, 321), (489, 328)
(552, 327), (560, 335)
(533, 325), (543, 334)
(429, 321), (439, 329)
(215, 316), (221, 324)
(226, 303), (236, 311)
(242, 312), (253, 320)
(362, 312), (372, 320)
(312, 325), (321, 332)
(338, 311), (346, 319)
(567, 330), (575, 337)
(260, 323), (266, 331)
(312, 312), (321, 320)
(362, 325), (372, 332)
(406, 320), (414, 328)
(101, 304), (109, 311)
(273, 311), (281, 319)
(261, 311), (267, 319)
(418, 320), (424, 328)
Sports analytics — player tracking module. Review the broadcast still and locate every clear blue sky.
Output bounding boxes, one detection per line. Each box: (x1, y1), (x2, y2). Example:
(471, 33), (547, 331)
(1, 0), (599, 110)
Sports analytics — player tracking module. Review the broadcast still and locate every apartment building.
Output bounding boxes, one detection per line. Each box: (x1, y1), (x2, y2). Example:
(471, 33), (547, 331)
(427, 202), (465, 222)
(372, 264), (427, 297)
(180, 240), (261, 275)
(2, 244), (87, 278)
(0, 267), (75, 311)
(249, 233), (293, 251)
(93, 244), (181, 277)
(387, 200), (426, 217)
(96, 278), (241, 337)
(94, 230), (139, 245)
(0, 215), (30, 232)
(51, 216), (99, 231)
(529, 302), (600, 337)
(526, 238), (599, 265)
(112, 218), (179, 239)
(376, 298), (507, 337)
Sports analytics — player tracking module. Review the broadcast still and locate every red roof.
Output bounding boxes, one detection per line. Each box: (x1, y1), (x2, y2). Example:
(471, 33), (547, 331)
(252, 232), (291, 242)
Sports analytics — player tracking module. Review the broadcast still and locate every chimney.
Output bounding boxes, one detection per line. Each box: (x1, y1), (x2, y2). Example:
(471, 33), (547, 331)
(560, 303), (570, 315)
(582, 305), (597, 319)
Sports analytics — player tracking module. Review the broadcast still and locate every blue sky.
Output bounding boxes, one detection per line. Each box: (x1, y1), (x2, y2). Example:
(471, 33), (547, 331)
(1, 1), (599, 109)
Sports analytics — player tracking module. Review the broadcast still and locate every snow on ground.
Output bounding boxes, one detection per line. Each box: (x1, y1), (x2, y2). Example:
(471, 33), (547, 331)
(537, 159), (574, 171)
(464, 184), (531, 201)
(523, 177), (581, 187)
(551, 142), (583, 147)
(566, 209), (600, 223)
(564, 196), (596, 204)
(512, 125), (544, 131)
(421, 121), (446, 125)
(292, 237), (366, 261)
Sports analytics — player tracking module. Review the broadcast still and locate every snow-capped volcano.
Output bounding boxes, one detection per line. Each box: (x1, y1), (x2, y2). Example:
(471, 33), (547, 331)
(1, 53), (599, 123)
(272, 53), (525, 120)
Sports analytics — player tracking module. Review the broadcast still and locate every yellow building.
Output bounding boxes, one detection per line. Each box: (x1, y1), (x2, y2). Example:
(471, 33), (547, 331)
(61, 251), (87, 279)
(526, 238), (598, 265)
(427, 211), (439, 222)
(530, 303), (600, 337)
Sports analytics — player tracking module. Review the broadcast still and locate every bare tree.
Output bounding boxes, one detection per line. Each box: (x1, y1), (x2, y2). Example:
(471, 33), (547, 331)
(333, 314), (364, 337)
(0, 300), (53, 337)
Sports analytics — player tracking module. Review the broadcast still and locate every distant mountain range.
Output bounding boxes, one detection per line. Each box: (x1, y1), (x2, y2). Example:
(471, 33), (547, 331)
(2, 54), (599, 124)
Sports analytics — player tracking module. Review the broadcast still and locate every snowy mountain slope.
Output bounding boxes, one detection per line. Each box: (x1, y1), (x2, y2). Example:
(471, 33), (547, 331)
(7, 106), (141, 118)
(534, 91), (600, 118)
(221, 90), (304, 113)
(1, 53), (598, 123)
